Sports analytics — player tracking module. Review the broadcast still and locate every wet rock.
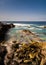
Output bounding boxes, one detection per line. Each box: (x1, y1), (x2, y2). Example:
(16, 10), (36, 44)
(4, 37), (44, 65)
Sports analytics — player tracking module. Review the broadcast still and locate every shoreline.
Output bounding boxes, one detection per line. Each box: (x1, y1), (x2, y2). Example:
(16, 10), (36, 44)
(0, 22), (46, 65)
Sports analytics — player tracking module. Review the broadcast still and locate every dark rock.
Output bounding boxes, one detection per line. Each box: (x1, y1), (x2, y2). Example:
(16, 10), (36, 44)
(0, 46), (7, 65)
(0, 22), (15, 42)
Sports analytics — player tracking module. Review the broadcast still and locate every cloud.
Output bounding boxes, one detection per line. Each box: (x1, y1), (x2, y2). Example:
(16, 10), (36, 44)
(0, 10), (46, 21)
(0, 13), (46, 21)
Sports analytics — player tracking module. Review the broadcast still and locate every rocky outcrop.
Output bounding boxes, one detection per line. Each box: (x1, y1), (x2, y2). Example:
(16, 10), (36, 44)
(0, 22), (15, 42)
(0, 26), (46, 65)
(44, 26), (46, 28)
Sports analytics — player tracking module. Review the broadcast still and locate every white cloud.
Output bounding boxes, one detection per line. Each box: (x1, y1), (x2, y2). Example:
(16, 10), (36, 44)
(0, 12), (46, 21)
(0, 15), (46, 21)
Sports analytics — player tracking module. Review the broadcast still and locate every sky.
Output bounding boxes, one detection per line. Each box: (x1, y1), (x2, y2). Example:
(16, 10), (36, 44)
(0, 0), (46, 21)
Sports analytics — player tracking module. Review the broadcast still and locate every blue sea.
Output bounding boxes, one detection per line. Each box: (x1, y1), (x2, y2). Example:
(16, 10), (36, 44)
(7, 21), (46, 41)
(7, 21), (46, 25)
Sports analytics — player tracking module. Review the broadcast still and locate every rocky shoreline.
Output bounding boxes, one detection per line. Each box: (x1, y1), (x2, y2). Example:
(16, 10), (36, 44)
(0, 22), (46, 65)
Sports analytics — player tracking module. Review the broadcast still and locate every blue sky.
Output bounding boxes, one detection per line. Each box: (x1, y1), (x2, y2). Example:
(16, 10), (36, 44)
(0, 0), (46, 21)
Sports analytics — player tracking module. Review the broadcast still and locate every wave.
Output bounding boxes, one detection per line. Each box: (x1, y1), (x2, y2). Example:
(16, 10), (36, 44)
(14, 23), (30, 26)
(38, 25), (46, 28)
(35, 28), (42, 30)
(28, 27), (35, 30)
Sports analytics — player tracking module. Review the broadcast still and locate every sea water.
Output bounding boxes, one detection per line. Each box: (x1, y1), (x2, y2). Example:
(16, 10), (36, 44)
(7, 21), (46, 41)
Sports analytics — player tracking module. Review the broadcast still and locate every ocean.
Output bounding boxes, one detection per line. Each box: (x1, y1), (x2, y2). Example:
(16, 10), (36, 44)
(7, 21), (46, 41)
(7, 21), (46, 25)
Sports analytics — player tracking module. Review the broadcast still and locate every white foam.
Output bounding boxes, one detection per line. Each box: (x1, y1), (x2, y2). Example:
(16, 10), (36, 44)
(28, 27), (35, 30)
(36, 28), (42, 30)
(14, 23), (30, 26)
(39, 25), (44, 28)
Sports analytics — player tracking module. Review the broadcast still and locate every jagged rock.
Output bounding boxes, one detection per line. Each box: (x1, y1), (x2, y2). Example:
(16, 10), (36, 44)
(0, 22), (15, 42)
